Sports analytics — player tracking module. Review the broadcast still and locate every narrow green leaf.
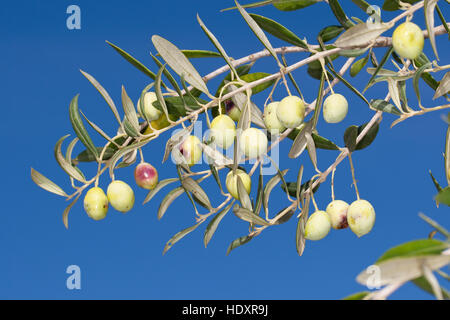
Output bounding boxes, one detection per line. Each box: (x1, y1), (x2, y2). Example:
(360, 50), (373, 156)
(163, 222), (202, 255)
(158, 187), (184, 220)
(433, 71), (450, 100)
(235, 1), (280, 64)
(343, 292), (370, 300)
(221, 0), (272, 12)
(235, 72), (275, 95)
(80, 70), (122, 125)
(109, 140), (148, 175)
(356, 122), (379, 150)
(62, 194), (81, 229)
(54, 135), (86, 183)
(182, 177), (212, 210)
(318, 25), (345, 42)
(329, 0), (355, 29)
(152, 35), (209, 94)
(377, 239), (449, 263)
(237, 176), (253, 211)
(30, 168), (68, 197)
(272, 0), (319, 11)
(249, 13), (308, 49)
(263, 169), (289, 214)
(413, 62), (432, 105)
(288, 121), (311, 158)
(233, 205), (271, 226)
(254, 166), (264, 215)
(143, 178), (179, 204)
(197, 14), (239, 78)
(226, 235), (254, 255)
(429, 170), (442, 193)
(343, 125), (358, 152)
(106, 41), (158, 83)
(382, 0), (421, 11)
(370, 99), (402, 115)
(424, 0), (439, 60)
(364, 46), (394, 92)
(151, 54), (187, 117)
(69, 94), (99, 160)
(181, 50), (221, 58)
(296, 195), (310, 256)
(204, 201), (235, 247)
(350, 55), (369, 77)
(445, 118), (450, 186)
(435, 187), (450, 206)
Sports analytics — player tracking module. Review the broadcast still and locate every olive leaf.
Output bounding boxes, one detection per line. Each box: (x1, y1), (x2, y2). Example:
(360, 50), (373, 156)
(143, 178), (179, 204)
(429, 170), (442, 193)
(296, 165), (304, 206)
(181, 177), (212, 210)
(204, 201), (235, 247)
(263, 169), (289, 215)
(106, 41), (159, 83)
(237, 176), (253, 211)
(152, 35), (209, 94)
(369, 99), (402, 115)
(272, 0), (319, 11)
(30, 168), (68, 197)
(413, 62), (432, 106)
(433, 71), (450, 100)
(364, 46), (394, 92)
(233, 205), (271, 226)
(235, 0), (280, 64)
(151, 54), (187, 117)
(288, 121), (313, 158)
(424, 0), (439, 60)
(163, 222), (203, 255)
(350, 55), (369, 77)
(435, 187), (450, 206)
(215, 64), (253, 97)
(318, 25), (344, 42)
(445, 118), (450, 186)
(197, 14), (239, 78)
(54, 135), (86, 183)
(108, 140), (148, 175)
(356, 122), (379, 150)
(329, 0), (355, 29)
(80, 111), (118, 142)
(296, 195), (310, 256)
(154, 64), (172, 124)
(311, 133), (340, 150)
(272, 207), (296, 225)
(226, 234), (255, 255)
(249, 13), (308, 49)
(357, 255), (450, 287)
(240, 73), (276, 95)
(382, 0), (421, 11)
(343, 125), (358, 152)
(69, 94), (99, 160)
(335, 23), (391, 48)
(305, 132), (318, 170)
(62, 193), (81, 229)
(158, 187), (185, 220)
(180, 50), (221, 58)
(80, 70), (122, 125)
(201, 144), (233, 167)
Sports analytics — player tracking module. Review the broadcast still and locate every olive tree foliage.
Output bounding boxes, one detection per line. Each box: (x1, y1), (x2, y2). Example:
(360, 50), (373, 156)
(31, 0), (450, 299)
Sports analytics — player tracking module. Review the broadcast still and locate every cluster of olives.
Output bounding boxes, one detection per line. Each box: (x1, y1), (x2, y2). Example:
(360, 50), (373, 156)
(304, 199), (375, 240)
(83, 162), (159, 221)
(263, 93), (349, 134)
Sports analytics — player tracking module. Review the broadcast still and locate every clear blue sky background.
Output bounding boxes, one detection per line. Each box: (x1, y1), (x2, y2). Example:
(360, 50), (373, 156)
(2, 0), (449, 299)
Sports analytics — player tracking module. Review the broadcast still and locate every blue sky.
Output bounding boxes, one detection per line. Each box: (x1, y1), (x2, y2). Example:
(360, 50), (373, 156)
(2, 0), (449, 299)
